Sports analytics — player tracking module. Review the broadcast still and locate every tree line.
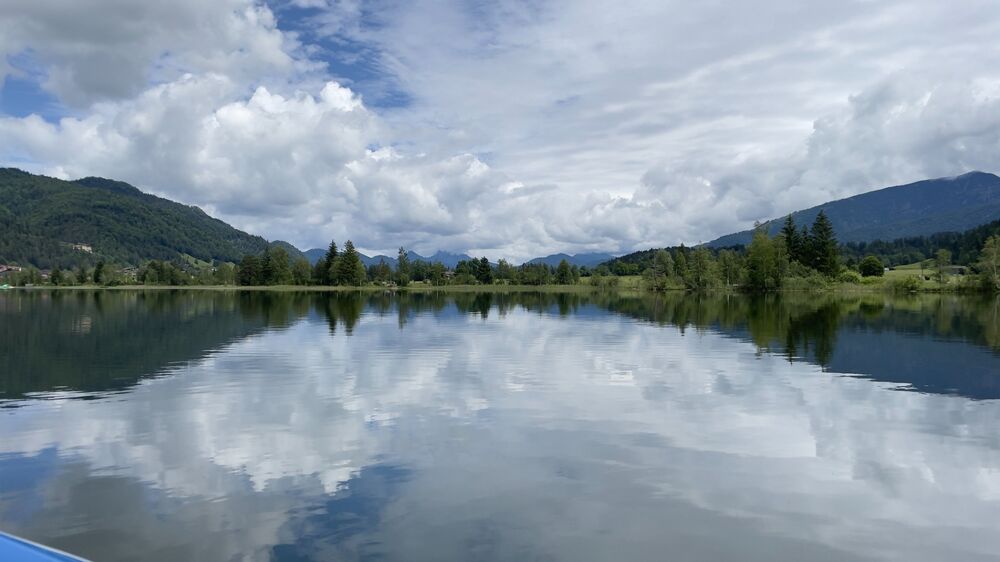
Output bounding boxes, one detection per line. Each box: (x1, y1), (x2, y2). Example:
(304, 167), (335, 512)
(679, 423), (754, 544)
(5, 216), (998, 293)
(840, 219), (1000, 267)
(601, 212), (1000, 292)
(235, 241), (587, 287)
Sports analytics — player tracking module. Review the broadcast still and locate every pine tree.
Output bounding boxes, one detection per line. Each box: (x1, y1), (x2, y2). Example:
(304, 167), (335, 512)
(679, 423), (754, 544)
(396, 247), (410, 286)
(332, 240), (365, 286)
(318, 240), (338, 285)
(808, 211), (839, 276)
(780, 215), (802, 263)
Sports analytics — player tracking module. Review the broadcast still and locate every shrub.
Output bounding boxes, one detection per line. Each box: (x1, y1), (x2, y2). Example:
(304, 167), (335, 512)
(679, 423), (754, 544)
(890, 275), (922, 293)
(782, 273), (831, 291)
(836, 270), (862, 284)
(859, 255), (885, 277)
(591, 274), (620, 290)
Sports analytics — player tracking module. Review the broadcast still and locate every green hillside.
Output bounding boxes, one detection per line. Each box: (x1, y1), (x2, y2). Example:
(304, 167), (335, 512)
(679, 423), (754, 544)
(0, 168), (269, 268)
(707, 171), (1000, 248)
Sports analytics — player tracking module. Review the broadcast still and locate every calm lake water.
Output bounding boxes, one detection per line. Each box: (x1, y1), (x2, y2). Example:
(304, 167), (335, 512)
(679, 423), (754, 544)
(1, 290), (999, 561)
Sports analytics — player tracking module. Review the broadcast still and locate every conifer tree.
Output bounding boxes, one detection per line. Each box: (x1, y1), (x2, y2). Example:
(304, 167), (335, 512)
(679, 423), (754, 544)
(332, 240), (365, 285)
(808, 211), (839, 276)
(93, 261), (106, 285)
(396, 247), (410, 286)
(780, 215), (802, 263)
(318, 240), (338, 285)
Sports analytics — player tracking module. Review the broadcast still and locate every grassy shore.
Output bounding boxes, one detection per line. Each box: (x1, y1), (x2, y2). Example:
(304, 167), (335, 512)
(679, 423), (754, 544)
(7, 271), (985, 294)
(14, 283), (602, 293)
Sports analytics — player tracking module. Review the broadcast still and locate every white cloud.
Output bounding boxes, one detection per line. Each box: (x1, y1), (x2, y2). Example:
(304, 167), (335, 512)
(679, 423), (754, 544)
(0, 73), (521, 255)
(0, 0), (305, 106)
(2, 0), (1000, 258)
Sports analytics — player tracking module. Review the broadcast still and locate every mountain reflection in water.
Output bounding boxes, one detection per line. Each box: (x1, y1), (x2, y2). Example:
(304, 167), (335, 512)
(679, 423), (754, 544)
(0, 290), (998, 562)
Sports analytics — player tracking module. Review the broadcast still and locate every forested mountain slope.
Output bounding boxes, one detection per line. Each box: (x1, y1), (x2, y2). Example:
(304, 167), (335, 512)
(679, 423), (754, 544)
(707, 172), (1000, 248)
(0, 168), (269, 268)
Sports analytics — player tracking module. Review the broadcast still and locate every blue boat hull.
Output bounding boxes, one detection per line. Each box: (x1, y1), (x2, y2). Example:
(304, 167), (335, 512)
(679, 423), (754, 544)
(0, 533), (90, 561)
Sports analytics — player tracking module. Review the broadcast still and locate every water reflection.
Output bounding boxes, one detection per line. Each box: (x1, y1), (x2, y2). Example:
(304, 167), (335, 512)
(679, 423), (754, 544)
(0, 290), (998, 561)
(4, 291), (995, 402)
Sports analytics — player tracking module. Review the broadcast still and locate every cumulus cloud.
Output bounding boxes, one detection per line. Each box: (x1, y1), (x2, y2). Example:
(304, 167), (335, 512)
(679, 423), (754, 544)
(0, 74), (520, 255)
(2, 0), (1000, 258)
(0, 0), (305, 106)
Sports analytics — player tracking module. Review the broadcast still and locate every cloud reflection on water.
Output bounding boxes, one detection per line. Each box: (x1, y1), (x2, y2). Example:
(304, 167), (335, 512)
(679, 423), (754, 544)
(0, 292), (998, 561)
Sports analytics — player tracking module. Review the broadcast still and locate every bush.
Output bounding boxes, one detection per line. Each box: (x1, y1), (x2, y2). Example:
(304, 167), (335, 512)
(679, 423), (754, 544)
(859, 255), (885, 277)
(782, 273), (831, 291)
(890, 275), (922, 293)
(836, 270), (862, 284)
(592, 274), (620, 290)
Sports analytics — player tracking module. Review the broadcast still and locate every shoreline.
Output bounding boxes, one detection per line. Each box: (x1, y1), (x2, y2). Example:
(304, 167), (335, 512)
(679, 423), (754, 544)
(5, 283), (990, 295)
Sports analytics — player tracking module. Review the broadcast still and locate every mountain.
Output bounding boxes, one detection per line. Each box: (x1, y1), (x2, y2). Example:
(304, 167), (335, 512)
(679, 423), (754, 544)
(303, 248), (326, 265)
(269, 240), (308, 263)
(417, 251), (475, 268)
(0, 168), (270, 268)
(526, 252), (616, 267)
(707, 171), (1000, 248)
(303, 248), (475, 269)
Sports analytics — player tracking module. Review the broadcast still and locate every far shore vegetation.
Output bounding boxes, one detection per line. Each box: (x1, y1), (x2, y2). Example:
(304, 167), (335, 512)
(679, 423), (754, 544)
(3, 216), (999, 294)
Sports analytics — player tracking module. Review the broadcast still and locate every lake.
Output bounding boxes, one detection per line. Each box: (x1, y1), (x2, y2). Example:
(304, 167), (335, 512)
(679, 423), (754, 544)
(1, 290), (999, 561)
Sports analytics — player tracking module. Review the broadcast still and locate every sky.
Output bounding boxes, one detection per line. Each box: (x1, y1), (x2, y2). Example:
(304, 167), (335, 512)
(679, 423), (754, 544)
(1, 0), (999, 260)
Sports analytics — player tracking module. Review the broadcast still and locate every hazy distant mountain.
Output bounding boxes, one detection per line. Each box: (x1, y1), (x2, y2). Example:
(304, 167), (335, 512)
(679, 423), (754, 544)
(303, 248), (326, 265)
(707, 171), (1000, 248)
(359, 253), (397, 268)
(269, 241), (308, 263)
(304, 248), (619, 269)
(525, 252), (616, 267)
(0, 168), (270, 268)
(303, 249), (475, 269)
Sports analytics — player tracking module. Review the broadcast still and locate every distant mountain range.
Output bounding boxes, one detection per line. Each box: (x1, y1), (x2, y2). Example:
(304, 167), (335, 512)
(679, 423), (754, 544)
(303, 249), (617, 268)
(707, 171), (1000, 248)
(525, 252), (617, 267)
(303, 249), (475, 269)
(5, 167), (996, 271)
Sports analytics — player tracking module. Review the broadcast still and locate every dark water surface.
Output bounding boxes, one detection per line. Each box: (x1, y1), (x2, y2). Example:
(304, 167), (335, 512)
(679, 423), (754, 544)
(1, 290), (998, 561)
